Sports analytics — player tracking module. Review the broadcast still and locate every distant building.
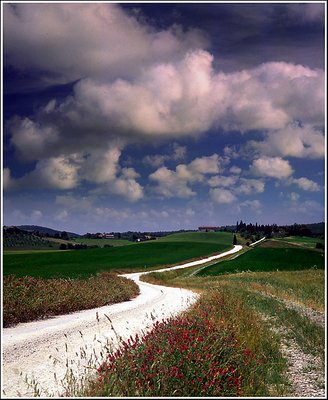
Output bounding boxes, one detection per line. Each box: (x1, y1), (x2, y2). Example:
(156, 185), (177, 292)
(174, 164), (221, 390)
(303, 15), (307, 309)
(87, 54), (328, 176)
(198, 226), (216, 232)
(145, 235), (156, 240)
(95, 232), (115, 239)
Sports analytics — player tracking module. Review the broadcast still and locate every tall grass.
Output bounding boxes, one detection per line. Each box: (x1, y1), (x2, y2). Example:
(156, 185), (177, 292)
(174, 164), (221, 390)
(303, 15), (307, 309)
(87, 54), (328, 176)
(140, 265), (325, 396)
(81, 290), (287, 397)
(3, 273), (139, 327)
(216, 270), (325, 312)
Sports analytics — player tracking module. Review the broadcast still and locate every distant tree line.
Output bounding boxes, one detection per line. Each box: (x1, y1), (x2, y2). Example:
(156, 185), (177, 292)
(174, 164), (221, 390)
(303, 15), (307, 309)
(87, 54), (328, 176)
(59, 243), (104, 250)
(236, 220), (324, 240)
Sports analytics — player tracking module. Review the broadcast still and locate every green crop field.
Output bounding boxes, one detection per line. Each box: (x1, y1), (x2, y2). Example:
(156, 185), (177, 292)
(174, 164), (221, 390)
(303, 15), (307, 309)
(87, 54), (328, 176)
(197, 246), (324, 276)
(158, 231), (233, 244)
(3, 233), (232, 279)
(276, 236), (325, 248)
(70, 238), (133, 247)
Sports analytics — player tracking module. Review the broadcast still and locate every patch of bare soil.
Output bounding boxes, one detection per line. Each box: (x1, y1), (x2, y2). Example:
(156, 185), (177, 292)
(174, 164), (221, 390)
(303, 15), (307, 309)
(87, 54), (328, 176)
(280, 336), (325, 397)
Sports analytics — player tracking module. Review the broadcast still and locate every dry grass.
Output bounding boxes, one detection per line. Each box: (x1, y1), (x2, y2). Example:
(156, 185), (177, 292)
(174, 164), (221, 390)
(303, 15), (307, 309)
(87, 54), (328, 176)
(214, 270), (325, 312)
(3, 272), (140, 327)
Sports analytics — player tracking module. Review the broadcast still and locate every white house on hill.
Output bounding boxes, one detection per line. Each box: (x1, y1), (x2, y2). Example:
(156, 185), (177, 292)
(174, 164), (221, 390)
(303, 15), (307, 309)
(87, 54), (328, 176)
(198, 226), (216, 232)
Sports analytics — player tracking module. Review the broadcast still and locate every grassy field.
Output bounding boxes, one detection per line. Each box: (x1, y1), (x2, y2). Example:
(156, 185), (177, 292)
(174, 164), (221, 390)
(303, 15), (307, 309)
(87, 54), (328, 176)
(70, 238), (133, 247)
(197, 241), (324, 276)
(3, 249), (65, 255)
(3, 232), (232, 279)
(3, 235), (133, 253)
(157, 231), (233, 244)
(276, 236), (324, 249)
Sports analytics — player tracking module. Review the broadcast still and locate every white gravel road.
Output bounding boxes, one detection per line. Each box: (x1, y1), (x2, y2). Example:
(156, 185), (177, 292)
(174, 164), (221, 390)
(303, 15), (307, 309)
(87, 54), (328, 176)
(2, 245), (242, 397)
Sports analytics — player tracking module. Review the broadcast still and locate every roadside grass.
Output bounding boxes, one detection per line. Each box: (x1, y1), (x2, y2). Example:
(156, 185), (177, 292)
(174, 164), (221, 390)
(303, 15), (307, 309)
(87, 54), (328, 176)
(197, 246), (324, 276)
(140, 265), (325, 396)
(143, 267), (324, 313)
(3, 272), (140, 327)
(3, 240), (231, 279)
(80, 289), (288, 397)
(216, 270), (325, 313)
(234, 285), (325, 361)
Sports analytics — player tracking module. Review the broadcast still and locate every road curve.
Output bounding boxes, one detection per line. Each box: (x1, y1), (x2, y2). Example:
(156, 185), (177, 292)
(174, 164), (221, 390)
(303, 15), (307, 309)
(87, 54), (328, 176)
(2, 245), (242, 397)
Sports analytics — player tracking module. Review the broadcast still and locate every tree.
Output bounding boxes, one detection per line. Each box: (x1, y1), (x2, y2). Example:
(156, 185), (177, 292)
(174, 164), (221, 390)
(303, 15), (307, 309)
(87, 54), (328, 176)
(233, 234), (237, 245)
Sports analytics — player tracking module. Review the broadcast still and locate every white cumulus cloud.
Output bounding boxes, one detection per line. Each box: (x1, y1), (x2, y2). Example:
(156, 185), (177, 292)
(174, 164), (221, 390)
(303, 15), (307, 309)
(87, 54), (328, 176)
(290, 177), (320, 192)
(149, 154), (220, 198)
(250, 156), (294, 179)
(210, 188), (237, 204)
(248, 123), (324, 160)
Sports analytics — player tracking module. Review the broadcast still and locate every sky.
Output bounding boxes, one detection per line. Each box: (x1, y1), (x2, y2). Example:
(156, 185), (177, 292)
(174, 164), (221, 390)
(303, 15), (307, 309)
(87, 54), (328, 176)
(1, 1), (326, 234)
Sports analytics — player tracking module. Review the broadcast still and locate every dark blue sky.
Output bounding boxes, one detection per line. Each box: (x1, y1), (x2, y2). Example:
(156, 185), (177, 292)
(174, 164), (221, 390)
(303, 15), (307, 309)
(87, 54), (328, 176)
(2, 1), (325, 233)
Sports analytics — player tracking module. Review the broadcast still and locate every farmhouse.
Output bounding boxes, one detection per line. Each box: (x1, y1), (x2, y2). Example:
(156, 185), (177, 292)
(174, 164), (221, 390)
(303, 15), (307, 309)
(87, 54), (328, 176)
(95, 232), (115, 239)
(104, 233), (115, 239)
(198, 226), (217, 232)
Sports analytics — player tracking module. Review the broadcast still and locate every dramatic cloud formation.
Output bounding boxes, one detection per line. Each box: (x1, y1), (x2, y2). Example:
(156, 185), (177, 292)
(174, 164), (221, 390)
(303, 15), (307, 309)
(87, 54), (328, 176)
(6, 55), (324, 197)
(9, 58), (323, 150)
(4, 3), (208, 85)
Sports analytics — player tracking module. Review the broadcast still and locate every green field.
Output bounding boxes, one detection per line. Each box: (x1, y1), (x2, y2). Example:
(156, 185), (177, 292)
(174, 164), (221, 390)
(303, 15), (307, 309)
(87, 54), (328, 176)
(277, 236), (325, 248)
(197, 246), (324, 276)
(158, 231), (233, 244)
(3, 232), (232, 279)
(70, 238), (133, 247)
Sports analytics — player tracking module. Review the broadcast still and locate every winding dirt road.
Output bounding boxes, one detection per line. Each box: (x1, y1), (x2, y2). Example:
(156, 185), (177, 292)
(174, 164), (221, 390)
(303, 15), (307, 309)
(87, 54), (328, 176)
(2, 245), (242, 397)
